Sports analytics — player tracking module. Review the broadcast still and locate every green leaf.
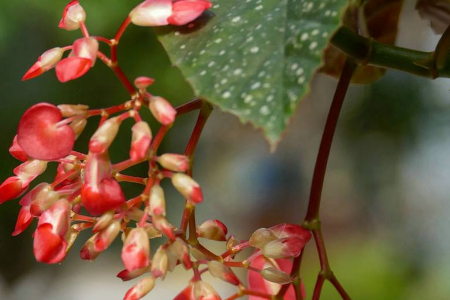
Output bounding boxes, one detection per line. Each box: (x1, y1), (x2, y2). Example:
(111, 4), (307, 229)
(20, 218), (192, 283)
(156, 0), (348, 147)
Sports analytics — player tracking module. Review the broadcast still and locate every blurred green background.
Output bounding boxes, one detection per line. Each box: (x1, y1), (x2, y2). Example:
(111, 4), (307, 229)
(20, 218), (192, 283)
(1, 0), (450, 299)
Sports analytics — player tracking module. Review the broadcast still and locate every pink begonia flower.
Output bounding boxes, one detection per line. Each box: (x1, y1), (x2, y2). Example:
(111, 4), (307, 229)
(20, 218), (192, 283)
(248, 255), (306, 300)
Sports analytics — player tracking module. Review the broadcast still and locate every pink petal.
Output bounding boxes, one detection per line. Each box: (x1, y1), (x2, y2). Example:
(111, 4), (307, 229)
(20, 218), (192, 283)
(33, 223), (68, 264)
(17, 103), (75, 160)
(0, 176), (27, 204)
(168, 1), (208, 26)
(55, 57), (92, 83)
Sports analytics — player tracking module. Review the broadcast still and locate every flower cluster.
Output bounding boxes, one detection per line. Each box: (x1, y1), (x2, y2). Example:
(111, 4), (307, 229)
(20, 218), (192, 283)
(0, 1), (312, 300)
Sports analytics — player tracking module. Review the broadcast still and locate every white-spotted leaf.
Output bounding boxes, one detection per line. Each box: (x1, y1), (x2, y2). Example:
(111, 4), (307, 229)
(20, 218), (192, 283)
(156, 0), (348, 147)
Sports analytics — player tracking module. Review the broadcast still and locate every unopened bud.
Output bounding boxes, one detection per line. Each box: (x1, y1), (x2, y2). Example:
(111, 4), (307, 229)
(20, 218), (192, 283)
(158, 154), (189, 172)
(129, 0), (172, 27)
(14, 160), (48, 186)
(59, 0), (86, 31)
(93, 211), (114, 232)
(226, 235), (239, 251)
(149, 185), (166, 216)
(117, 267), (149, 281)
(170, 238), (191, 269)
(58, 104), (89, 117)
(249, 228), (277, 249)
(134, 76), (155, 89)
(80, 234), (101, 261)
(149, 96), (176, 125)
(70, 37), (99, 65)
(122, 228), (150, 272)
(261, 236), (305, 259)
(89, 117), (121, 154)
(124, 276), (155, 300)
(171, 173), (203, 204)
(208, 261), (240, 285)
(70, 117), (88, 139)
(152, 215), (175, 240)
(269, 223), (311, 242)
(94, 220), (121, 251)
(22, 48), (65, 81)
(142, 223), (162, 238)
(151, 246), (168, 279)
(197, 219), (227, 241)
(130, 121), (152, 161)
(30, 183), (60, 216)
(194, 281), (221, 300)
(261, 267), (292, 284)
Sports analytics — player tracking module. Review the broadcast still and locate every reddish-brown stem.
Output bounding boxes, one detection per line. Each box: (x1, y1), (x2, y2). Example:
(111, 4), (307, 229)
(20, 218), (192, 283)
(80, 21), (90, 37)
(305, 59), (357, 222)
(115, 173), (146, 185)
(184, 101), (213, 160)
(87, 101), (133, 117)
(111, 65), (137, 96)
(176, 98), (203, 115)
(150, 125), (172, 152)
(298, 59), (357, 300)
(113, 157), (148, 173)
(114, 17), (131, 43)
(224, 293), (241, 300)
(223, 261), (247, 268)
(97, 51), (112, 66)
(93, 36), (113, 45)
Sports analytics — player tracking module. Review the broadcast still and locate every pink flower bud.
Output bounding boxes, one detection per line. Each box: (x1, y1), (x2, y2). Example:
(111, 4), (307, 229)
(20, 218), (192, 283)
(261, 267), (292, 284)
(22, 47), (64, 81)
(157, 154), (189, 172)
(33, 200), (70, 264)
(134, 76), (155, 89)
(59, 0), (86, 31)
(208, 261), (240, 285)
(0, 177), (27, 204)
(82, 153), (126, 216)
(171, 173), (203, 204)
(29, 183), (60, 216)
(89, 117), (121, 154)
(152, 215), (175, 240)
(14, 159), (48, 186)
(70, 37), (99, 66)
(122, 228), (150, 272)
(130, 121), (152, 162)
(249, 228), (277, 249)
(94, 220), (121, 251)
(12, 191), (34, 236)
(197, 219), (227, 241)
(123, 277), (155, 300)
(168, 0), (212, 26)
(261, 237), (306, 259)
(57, 104), (89, 117)
(93, 211), (114, 233)
(117, 267), (149, 281)
(151, 246), (168, 278)
(81, 178), (126, 216)
(149, 184), (166, 216)
(174, 285), (195, 300)
(149, 96), (176, 125)
(70, 117), (88, 139)
(55, 57), (92, 83)
(9, 135), (28, 162)
(169, 238), (191, 269)
(129, 0), (173, 27)
(194, 281), (221, 300)
(269, 223), (311, 242)
(80, 234), (100, 261)
(17, 103), (75, 160)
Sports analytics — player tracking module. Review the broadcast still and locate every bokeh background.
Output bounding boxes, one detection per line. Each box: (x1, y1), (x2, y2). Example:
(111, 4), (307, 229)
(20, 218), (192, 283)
(1, 0), (449, 299)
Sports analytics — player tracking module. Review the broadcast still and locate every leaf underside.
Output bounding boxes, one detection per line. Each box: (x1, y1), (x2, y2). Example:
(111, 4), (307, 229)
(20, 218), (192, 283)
(156, 0), (348, 148)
